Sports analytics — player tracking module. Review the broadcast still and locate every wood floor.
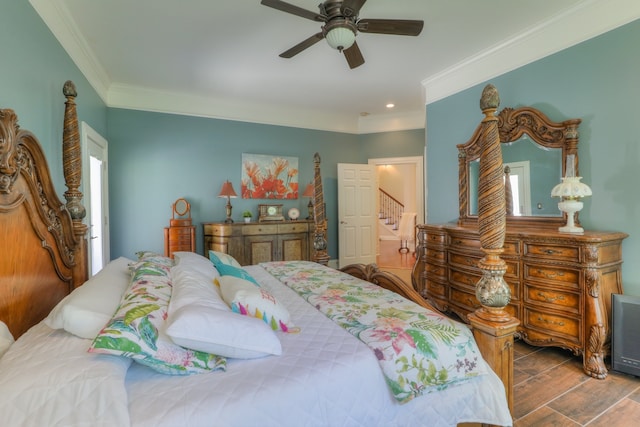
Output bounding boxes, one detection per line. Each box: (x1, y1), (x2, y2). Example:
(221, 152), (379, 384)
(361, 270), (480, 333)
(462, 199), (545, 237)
(514, 340), (640, 426)
(376, 239), (640, 426)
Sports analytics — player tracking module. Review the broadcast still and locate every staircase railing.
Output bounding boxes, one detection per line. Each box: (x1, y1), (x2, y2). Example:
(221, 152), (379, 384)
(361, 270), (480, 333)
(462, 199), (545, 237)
(378, 188), (404, 230)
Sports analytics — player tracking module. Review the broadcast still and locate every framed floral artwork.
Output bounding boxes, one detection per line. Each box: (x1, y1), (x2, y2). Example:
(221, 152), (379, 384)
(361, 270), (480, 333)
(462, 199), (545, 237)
(241, 153), (299, 199)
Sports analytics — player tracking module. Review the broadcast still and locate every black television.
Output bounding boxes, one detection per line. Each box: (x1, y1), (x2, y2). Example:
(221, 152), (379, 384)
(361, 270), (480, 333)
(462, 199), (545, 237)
(611, 293), (640, 377)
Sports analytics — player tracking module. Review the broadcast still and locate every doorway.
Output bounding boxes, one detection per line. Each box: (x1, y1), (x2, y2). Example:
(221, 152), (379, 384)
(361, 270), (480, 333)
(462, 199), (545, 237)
(369, 156), (424, 281)
(81, 122), (110, 276)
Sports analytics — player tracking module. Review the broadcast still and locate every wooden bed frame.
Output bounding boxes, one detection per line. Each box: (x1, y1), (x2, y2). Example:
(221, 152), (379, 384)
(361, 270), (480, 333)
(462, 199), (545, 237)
(0, 81), (516, 424)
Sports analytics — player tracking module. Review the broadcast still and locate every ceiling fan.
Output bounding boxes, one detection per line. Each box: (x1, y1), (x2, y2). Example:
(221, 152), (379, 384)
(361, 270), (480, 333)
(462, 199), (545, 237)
(260, 0), (424, 69)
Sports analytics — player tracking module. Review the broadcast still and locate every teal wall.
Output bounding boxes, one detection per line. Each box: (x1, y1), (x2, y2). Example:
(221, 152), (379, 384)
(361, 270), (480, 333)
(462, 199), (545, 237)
(426, 19), (640, 295)
(106, 109), (424, 260)
(0, 1), (107, 196)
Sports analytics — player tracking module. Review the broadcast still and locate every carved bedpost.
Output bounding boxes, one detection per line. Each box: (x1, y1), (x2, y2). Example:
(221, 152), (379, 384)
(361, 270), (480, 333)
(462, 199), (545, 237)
(62, 81), (88, 286)
(311, 153), (329, 265)
(466, 84), (519, 415)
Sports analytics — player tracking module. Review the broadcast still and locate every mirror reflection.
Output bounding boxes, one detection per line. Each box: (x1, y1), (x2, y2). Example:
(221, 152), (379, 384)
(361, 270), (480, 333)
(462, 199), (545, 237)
(468, 135), (562, 217)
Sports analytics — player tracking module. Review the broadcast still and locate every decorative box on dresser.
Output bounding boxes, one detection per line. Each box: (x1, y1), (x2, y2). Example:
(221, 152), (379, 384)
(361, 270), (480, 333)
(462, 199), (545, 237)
(203, 220), (313, 266)
(416, 224), (627, 380)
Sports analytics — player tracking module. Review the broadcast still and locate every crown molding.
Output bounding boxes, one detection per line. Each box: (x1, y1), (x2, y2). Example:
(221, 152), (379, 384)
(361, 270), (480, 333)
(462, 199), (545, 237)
(29, 0), (111, 103)
(422, 0), (640, 105)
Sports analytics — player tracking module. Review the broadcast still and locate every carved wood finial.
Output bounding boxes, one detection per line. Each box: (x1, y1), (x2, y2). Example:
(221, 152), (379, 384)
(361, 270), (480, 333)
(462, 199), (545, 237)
(62, 80), (85, 221)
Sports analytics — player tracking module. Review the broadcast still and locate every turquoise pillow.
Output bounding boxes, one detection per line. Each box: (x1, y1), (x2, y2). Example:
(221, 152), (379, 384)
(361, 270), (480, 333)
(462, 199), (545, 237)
(208, 250), (242, 269)
(215, 262), (260, 286)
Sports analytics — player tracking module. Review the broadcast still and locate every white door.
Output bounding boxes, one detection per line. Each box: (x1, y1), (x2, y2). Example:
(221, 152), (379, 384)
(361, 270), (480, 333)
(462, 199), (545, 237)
(337, 163), (377, 267)
(504, 160), (532, 216)
(81, 122), (110, 276)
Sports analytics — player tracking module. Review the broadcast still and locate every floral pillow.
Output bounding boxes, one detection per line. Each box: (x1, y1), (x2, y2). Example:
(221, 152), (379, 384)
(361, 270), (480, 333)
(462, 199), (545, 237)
(218, 275), (298, 333)
(89, 259), (226, 375)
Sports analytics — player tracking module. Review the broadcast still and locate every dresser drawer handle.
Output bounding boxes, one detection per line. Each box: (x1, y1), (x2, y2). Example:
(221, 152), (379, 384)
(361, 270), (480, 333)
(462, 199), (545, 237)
(537, 292), (565, 303)
(537, 316), (565, 327)
(535, 269), (564, 280)
(453, 239), (463, 245)
(543, 249), (559, 255)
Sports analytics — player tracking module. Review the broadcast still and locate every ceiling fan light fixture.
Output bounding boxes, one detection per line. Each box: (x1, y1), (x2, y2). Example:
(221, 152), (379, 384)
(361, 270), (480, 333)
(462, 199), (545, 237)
(325, 26), (356, 51)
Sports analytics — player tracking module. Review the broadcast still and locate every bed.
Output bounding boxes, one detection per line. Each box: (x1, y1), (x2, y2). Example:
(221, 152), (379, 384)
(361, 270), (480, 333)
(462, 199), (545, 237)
(0, 82), (516, 427)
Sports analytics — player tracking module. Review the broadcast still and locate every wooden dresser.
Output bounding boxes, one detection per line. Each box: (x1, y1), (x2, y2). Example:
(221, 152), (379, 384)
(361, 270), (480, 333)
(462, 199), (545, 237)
(203, 220), (313, 266)
(415, 223), (627, 378)
(164, 198), (196, 258)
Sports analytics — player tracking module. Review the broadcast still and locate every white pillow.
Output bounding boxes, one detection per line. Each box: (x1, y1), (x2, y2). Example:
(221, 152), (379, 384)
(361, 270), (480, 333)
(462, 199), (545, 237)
(166, 265), (281, 359)
(0, 321), (14, 358)
(173, 251), (221, 279)
(167, 305), (282, 359)
(44, 257), (133, 339)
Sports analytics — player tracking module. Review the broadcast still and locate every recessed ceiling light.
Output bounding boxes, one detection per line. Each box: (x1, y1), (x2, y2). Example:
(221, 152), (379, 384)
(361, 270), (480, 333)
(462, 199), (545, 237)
(386, 103), (395, 109)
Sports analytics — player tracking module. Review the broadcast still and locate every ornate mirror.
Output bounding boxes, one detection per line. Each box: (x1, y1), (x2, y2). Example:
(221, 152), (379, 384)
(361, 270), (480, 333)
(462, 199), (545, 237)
(458, 106), (581, 228)
(173, 198), (191, 218)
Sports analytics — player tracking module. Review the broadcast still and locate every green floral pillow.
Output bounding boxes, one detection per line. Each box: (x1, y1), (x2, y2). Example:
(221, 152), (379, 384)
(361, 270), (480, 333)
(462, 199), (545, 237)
(88, 259), (226, 375)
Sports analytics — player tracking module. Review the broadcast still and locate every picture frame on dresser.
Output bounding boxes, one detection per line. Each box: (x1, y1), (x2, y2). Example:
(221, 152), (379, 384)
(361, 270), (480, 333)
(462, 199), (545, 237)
(413, 99), (628, 379)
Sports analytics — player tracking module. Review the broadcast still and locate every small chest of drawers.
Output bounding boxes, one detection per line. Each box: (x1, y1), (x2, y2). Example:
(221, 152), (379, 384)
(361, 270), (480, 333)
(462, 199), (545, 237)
(415, 223), (627, 379)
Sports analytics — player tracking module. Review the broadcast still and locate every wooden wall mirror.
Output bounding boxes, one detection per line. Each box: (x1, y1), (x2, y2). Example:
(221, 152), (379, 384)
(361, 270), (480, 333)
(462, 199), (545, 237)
(458, 106), (582, 228)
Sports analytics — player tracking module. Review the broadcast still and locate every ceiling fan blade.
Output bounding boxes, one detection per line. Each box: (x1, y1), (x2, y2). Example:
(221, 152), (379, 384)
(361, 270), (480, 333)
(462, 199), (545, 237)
(357, 19), (424, 36)
(279, 32), (325, 58)
(260, 0), (326, 22)
(343, 41), (365, 69)
(341, 0), (367, 17)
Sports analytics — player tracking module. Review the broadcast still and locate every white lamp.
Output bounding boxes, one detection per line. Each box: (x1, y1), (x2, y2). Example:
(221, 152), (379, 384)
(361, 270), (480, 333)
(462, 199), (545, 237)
(324, 19), (356, 51)
(551, 155), (592, 233)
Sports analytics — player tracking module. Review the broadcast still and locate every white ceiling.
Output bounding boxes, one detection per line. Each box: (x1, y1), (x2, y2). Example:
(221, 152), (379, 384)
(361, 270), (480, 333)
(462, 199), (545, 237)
(30, 0), (640, 133)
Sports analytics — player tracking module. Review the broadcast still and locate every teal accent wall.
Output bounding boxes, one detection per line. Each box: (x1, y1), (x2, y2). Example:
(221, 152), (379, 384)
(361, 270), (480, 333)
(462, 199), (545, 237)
(107, 109), (424, 260)
(0, 1), (107, 195)
(426, 19), (640, 295)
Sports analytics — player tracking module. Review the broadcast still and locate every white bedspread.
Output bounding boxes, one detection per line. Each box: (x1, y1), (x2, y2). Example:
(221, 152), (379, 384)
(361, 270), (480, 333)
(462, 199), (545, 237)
(126, 265), (512, 427)
(0, 265), (512, 427)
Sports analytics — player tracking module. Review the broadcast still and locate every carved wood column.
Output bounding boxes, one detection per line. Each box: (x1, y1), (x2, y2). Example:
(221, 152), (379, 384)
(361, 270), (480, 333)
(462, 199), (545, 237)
(311, 152), (329, 265)
(469, 84), (520, 416)
(62, 81), (88, 286)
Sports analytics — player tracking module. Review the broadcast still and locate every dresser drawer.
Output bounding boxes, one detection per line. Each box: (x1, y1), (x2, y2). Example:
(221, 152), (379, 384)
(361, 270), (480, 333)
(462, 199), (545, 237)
(203, 223), (235, 237)
(524, 283), (581, 314)
(449, 251), (480, 270)
(425, 262), (446, 279)
(449, 236), (482, 251)
(426, 278), (447, 297)
(524, 263), (579, 288)
(524, 242), (579, 262)
(242, 224), (278, 235)
(425, 231), (446, 245)
(450, 287), (482, 312)
(278, 223), (309, 234)
(426, 247), (445, 263)
(524, 307), (581, 343)
(449, 267), (480, 289)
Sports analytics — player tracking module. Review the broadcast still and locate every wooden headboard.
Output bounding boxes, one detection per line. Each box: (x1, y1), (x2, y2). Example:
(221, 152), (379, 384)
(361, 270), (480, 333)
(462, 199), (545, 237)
(0, 81), (88, 339)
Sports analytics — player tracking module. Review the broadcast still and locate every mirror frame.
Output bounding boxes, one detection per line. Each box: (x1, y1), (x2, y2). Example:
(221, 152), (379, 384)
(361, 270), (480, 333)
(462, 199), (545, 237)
(457, 106), (582, 228)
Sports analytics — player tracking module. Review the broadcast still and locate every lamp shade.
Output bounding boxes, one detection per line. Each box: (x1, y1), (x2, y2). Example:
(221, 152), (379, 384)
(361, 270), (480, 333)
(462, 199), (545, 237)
(551, 177), (592, 199)
(218, 180), (237, 198)
(325, 26), (356, 51)
(302, 183), (314, 198)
